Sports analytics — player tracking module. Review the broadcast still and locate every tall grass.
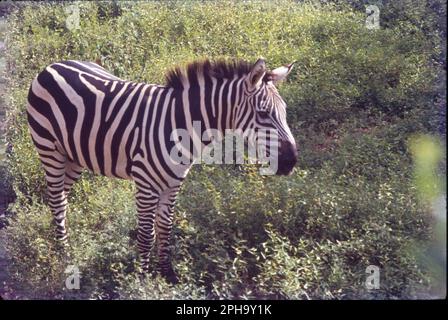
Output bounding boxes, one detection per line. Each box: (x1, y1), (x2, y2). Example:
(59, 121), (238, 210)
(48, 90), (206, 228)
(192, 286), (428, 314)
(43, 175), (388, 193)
(1, 1), (444, 299)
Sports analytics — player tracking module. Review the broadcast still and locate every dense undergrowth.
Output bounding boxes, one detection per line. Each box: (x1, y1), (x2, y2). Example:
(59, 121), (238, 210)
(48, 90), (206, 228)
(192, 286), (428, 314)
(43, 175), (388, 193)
(1, 1), (445, 299)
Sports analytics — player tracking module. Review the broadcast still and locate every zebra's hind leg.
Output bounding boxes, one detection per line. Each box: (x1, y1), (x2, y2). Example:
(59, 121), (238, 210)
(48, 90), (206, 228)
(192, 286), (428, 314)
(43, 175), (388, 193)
(156, 185), (182, 284)
(135, 183), (159, 274)
(39, 150), (70, 241)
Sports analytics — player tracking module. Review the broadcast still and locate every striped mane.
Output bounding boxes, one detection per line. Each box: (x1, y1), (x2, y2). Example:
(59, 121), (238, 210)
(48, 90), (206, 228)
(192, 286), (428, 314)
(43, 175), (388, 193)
(165, 58), (256, 89)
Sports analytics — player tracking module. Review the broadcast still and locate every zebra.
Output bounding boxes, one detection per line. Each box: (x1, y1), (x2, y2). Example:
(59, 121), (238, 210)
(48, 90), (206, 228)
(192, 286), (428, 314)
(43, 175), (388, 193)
(26, 58), (298, 283)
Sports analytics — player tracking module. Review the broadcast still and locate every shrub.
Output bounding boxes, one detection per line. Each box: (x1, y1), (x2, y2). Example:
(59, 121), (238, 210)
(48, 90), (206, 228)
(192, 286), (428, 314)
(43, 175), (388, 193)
(2, 0), (443, 299)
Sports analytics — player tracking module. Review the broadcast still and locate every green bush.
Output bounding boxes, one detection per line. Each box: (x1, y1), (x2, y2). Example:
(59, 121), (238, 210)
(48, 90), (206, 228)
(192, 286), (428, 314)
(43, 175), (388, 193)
(2, 0), (443, 299)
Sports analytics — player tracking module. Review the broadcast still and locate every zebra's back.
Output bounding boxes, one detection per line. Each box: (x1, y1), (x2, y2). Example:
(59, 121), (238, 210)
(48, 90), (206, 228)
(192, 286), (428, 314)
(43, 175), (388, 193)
(27, 60), (156, 180)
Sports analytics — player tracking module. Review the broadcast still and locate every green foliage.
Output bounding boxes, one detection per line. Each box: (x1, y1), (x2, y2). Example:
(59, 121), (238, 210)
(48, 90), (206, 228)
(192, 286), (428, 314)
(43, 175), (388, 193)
(2, 0), (444, 299)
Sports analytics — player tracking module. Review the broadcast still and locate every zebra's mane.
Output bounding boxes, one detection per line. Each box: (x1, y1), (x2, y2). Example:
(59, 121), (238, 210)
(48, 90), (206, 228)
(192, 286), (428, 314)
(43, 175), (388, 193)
(165, 58), (261, 89)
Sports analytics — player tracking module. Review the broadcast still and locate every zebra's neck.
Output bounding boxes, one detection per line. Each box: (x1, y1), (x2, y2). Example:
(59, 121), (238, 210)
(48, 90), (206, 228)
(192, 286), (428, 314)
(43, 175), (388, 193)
(173, 75), (246, 141)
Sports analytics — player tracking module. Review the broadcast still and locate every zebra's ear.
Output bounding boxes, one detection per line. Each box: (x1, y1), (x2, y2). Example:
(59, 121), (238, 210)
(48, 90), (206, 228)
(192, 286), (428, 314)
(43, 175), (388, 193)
(247, 58), (266, 89)
(269, 61), (296, 84)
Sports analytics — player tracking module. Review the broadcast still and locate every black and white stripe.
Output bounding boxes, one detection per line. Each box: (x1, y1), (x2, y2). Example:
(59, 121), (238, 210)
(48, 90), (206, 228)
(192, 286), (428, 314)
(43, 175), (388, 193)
(27, 58), (297, 283)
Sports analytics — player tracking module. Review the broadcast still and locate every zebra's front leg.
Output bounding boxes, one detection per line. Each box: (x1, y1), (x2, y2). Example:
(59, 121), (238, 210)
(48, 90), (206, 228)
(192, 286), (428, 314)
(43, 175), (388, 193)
(63, 160), (83, 197)
(156, 185), (182, 284)
(135, 185), (159, 273)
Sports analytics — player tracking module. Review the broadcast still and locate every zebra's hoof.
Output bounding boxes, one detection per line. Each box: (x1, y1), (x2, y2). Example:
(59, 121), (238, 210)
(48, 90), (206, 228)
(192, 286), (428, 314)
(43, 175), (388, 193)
(161, 269), (179, 285)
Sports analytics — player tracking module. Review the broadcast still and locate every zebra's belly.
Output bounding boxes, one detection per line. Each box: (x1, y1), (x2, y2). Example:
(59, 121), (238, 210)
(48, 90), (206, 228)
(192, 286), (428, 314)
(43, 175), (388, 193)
(61, 131), (134, 181)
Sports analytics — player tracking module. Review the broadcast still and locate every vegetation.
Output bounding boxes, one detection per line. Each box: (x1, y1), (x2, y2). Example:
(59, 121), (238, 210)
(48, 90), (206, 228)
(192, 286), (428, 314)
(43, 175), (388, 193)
(1, 0), (445, 299)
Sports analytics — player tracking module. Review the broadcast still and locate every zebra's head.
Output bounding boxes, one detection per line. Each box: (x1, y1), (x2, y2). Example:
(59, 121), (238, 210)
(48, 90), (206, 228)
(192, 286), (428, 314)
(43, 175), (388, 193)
(237, 58), (298, 176)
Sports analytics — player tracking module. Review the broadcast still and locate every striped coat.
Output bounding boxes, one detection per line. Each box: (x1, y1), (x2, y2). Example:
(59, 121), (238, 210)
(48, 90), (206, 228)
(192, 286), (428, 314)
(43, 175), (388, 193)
(27, 58), (297, 283)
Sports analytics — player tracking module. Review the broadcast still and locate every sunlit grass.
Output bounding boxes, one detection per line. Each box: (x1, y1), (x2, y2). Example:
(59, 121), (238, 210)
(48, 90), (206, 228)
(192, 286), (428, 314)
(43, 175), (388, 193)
(1, 1), (444, 299)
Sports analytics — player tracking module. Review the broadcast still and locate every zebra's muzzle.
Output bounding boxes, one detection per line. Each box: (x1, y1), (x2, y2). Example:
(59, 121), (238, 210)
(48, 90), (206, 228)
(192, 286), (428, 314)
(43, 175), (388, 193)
(276, 141), (298, 176)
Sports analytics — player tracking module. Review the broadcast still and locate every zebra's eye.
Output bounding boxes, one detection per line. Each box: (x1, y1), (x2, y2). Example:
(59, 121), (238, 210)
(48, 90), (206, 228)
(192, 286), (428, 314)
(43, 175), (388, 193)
(257, 110), (269, 117)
